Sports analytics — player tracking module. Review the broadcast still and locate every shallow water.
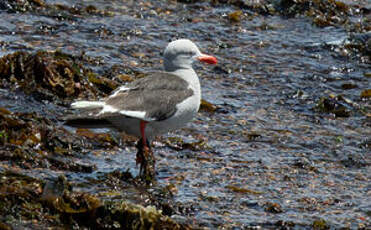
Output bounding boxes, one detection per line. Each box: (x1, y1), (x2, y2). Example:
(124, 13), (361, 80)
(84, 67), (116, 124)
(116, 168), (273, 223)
(0, 0), (370, 229)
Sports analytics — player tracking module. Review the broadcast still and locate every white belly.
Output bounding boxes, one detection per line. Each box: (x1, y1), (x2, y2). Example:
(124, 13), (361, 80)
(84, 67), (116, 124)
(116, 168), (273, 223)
(147, 94), (200, 138)
(107, 95), (200, 139)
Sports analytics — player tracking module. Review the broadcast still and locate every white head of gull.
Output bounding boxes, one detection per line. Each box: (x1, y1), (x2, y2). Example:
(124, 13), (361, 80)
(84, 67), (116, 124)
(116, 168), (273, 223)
(163, 39), (217, 72)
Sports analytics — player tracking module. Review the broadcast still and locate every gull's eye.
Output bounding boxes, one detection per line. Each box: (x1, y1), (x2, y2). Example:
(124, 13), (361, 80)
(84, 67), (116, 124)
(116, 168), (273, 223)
(179, 50), (195, 56)
(187, 51), (195, 56)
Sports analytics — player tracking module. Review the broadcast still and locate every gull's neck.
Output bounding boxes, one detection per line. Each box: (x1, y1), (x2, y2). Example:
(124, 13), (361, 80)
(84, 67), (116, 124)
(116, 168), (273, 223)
(166, 67), (200, 94)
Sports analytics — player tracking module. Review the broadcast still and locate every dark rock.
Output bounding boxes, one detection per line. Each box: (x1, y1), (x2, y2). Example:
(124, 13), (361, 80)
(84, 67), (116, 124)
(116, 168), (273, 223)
(315, 96), (352, 117)
(265, 202), (283, 213)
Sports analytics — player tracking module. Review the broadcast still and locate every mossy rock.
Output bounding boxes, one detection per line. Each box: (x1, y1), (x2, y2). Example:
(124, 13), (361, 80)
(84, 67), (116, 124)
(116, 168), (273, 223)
(0, 0), (45, 13)
(0, 50), (114, 104)
(0, 108), (98, 171)
(91, 201), (188, 230)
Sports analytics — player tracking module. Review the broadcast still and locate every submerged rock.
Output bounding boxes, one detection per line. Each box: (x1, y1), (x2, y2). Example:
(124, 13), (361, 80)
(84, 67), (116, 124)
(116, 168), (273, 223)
(0, 0), (114, 17)
(0, 0), (45, 13)
(315, 95), (353, 117)
(312, 218), (330, 230)
(265, 202), (283, 213)
(360, 89), (371, 98)
(228, 10), (243, 22)
(200, 99), (217, 113)
(0, 107), (98, 171)
(165, 136), (211, 152)
(347, 32), (371, 59)
(196, 0), (365, 30)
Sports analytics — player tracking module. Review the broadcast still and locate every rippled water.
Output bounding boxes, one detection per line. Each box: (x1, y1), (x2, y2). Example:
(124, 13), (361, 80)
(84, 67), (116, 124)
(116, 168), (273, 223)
(0, 0), (370, 229)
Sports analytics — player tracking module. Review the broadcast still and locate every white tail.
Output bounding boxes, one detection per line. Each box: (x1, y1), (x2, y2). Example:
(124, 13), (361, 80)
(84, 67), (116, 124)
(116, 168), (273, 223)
(71, 101), (104, 109)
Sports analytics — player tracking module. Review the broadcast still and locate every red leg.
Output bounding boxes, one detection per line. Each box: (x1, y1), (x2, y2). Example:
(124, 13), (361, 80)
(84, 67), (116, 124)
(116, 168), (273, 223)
(137, 120), (155, 182)
(140, 120), (148, 148)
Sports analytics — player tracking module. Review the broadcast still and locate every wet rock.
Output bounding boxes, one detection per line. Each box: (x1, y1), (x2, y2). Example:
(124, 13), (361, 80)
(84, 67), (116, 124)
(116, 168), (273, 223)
(293, 157), (318, 172)
(225, 185), (263, 195)
(211, 0), (272, 15)
(0, 171), (46, 226)
(273, 0), (311, 17)
(320, 32), (370, 61)
(360, 138), (370, 150)
(104, 169), (135, 182)
(0, 222), (12, 230)
(270, 0), (369, 32)
(315, 95), (352, 117)
(93, 201), (186, 230)
(54, 191), (101, 214)
(360, 89), (371, 99)
(101, 64), (146, 86)
(312, 218), (329, 230)
(200, 99), (217, 113)
(213, 65), (231, 74)
(228, 10), (243, 22)
(32, 173), (189, 229)
(41, 175), (71, 199)
(0, 108), (97, 171)
(273, 0), (351, 25)
(84, 5), (115, 16)
(87, 72), (119, 95)
(76, 128), (118, 148)
(275, 220), (296, 228)
(94, 174), (190, 222)
(46, 156), (96, 172)
(117, 74), (135, 82)
(48, 2), (115, 18)
(244, 131), (262, 141)
(264, 202), (283, 213)
(339, 152), (368, 168)
(0, 51), (112, 105)
(165, 137), (211, 152)
(200, 190), (219, 202)
(341, 83), (358, 90)
(347, 32), (371, 57)
(240, 199), (259, 207)
(0, 0), (45, 13)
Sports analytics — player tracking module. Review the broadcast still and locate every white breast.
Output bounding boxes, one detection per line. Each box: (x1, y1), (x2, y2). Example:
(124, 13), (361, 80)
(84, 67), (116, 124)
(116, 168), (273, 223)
(146, 92), (200, 138)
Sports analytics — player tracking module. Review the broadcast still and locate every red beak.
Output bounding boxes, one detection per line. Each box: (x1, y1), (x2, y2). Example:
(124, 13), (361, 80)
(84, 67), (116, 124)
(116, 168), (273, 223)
(198, 54), (218, 65)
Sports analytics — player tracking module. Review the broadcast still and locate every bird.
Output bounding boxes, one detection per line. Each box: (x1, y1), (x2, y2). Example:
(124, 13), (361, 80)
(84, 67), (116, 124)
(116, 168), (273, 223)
(65, 39), (217, 181)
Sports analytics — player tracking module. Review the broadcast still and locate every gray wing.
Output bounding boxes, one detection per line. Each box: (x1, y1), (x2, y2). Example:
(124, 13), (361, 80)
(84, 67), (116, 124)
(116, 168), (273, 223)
(103, 72), (194, 121)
